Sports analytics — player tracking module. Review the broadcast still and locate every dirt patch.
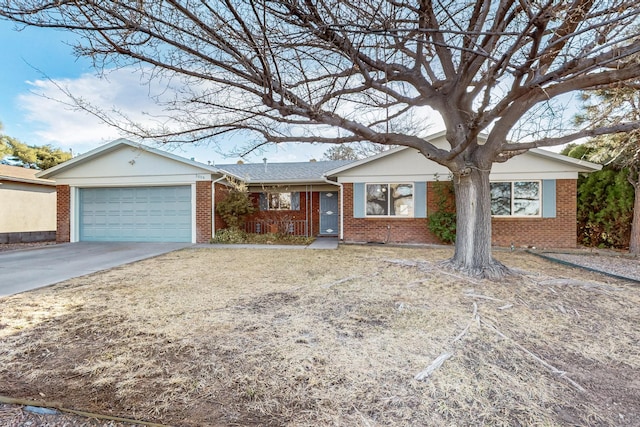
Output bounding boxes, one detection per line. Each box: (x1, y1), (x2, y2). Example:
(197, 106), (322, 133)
(0, 246), (638, 426)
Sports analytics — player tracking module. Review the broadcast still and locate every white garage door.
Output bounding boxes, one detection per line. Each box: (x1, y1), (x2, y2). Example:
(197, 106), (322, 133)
(79, 186), (192, 242)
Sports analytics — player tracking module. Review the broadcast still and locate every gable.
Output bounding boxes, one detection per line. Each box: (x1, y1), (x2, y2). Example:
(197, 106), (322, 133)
(334, 148), (450, 182)
(45, 144), (219, 186)
(332, 146), (600, 183)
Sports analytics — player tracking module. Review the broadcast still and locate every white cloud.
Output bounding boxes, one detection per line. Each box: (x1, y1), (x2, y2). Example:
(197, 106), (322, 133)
(15, 69), (328, 162)
(14, 67), (443, 162)
(17, 69), (167, 154)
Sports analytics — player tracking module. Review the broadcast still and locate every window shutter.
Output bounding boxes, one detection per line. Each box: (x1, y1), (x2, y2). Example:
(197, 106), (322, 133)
(259, 193), (268, 211)
(414, 182), (427, 218)
(542, 180), (556, 218)
(353, 183), (365, 218)
(291, 192), (300, 210)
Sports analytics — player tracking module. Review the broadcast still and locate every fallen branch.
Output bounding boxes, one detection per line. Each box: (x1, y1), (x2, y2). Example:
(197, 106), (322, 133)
(0, 395), (170, 427)
(480, 319), (587, 393)
(415, 302), (478, 381)
(463, 293), (503, 302)
(414, 352), (453, 381)
(384, 258), (420, 268)
(321, 276), (361, 289)
(453, 302), (479, 342)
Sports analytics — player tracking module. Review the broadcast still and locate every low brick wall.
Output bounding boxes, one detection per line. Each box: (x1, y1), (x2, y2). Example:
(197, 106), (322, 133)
(0, 231), (56, 244)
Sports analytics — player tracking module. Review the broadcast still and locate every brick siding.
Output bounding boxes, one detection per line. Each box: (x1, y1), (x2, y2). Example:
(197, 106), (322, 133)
(213, 182), (229, 231)
(56, 185), (71, 243)
(342, 180), (578, 248)
(492, 179), (577, 248)
(243, 191), (322, 236)
(195, 181), (213, 243)
(342, 183), (440, 244)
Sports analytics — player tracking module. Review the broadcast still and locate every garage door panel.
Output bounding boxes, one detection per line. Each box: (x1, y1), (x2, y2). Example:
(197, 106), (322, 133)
(79, 186), (192, 242)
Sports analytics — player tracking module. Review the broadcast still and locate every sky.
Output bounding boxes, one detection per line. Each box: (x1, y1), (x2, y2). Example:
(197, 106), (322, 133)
(2, 18), (578, 166)
(0, 19), (336, 165)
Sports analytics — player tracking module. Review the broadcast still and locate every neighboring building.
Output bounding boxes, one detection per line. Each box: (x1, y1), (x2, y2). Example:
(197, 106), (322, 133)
(38, 134), (601, 248)
(0, 165), (57, 243)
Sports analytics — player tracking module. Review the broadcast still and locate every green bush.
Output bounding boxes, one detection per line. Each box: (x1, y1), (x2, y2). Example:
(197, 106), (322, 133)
(428, 211), (457, 244)
(215, 178), (256, 230)
(577, 168), (634, 248)
(427, 178), (456, 244)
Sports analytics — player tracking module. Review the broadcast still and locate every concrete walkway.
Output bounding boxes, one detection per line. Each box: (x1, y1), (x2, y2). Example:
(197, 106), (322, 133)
(0, 242), (191, 297)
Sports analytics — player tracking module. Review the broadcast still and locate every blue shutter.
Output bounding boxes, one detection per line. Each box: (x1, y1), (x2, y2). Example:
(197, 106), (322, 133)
(414, 182), (427, 218)
(542, 180), (556, 218)
(291, 192), (300, 210)
(354, 183), (365, 218)
(259, 193), (268, 211)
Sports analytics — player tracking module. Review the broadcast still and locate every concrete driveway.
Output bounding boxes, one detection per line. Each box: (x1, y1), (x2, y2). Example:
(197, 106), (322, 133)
(0, 242), (192, 297)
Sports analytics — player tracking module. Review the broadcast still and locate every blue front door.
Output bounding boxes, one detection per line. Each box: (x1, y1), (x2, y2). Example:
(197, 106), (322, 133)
(319, 192), (339, 235)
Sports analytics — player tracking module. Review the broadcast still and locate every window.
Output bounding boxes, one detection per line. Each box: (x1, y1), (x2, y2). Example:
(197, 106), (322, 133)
(490, 181), (540, 216)
(366, 183), (414, 217)
(259, 192), (300, 211)
(269, 192), (291, 210)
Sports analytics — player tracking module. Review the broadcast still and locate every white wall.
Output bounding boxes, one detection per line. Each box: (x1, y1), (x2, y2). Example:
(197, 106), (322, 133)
(336, 145), (597, 183)
(51, 145), (213, 186)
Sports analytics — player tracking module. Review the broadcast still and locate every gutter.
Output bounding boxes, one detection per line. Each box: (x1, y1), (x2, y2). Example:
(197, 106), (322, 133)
(322, 175), (344, 240)
(0, 176), (55, 186)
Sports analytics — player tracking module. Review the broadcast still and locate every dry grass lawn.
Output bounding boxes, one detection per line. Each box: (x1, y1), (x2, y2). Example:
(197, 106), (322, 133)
(0, 245), (639, 426)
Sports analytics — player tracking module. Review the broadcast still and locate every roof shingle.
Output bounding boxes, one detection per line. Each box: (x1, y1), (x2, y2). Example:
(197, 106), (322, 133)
(218, 160), (354, 183)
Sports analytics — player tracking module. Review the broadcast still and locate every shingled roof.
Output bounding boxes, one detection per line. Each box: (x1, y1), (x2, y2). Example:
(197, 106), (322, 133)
(217, 159), (354, 184)
(0, 164), (55, 186)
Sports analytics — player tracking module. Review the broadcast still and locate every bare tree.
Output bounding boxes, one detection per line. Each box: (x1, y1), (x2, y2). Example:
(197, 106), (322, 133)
(2, 1), (640, 277)
(323, 142), (394, 160)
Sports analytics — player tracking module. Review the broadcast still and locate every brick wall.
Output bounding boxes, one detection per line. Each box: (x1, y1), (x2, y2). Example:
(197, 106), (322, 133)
(195, 181), (212, 243)
(342, 180), (578, 248)
(492, 179), (577, 248)
(243, 191), (321, 236)
(342, 183), (439, 244)
(213, 182), (228, 232)
(56, 185), (71, 243)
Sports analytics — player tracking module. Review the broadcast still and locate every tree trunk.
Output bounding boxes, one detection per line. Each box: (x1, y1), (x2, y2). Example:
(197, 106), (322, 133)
(442, 166), (511, 279)
(629, 183), (640, 255)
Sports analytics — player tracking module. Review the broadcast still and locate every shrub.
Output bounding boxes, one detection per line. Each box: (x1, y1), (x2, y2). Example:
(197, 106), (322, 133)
(216, 177), (256, 230)
(210, 228), (247, 244)
(427, 177), (456, 244)
(211, 229), (315, 245)
(577, 167), (634, 248)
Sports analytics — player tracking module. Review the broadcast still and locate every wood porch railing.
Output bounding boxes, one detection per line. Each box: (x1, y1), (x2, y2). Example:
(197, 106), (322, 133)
(243, 219), (309, 236)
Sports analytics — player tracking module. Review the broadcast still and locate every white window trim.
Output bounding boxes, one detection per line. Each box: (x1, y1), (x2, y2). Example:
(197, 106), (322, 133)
(364, 182), (415, 218)
(490, 180), (542, 218)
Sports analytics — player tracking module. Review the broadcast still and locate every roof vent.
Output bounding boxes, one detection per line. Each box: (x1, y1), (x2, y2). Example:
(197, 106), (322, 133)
(263, 157), (267, 172)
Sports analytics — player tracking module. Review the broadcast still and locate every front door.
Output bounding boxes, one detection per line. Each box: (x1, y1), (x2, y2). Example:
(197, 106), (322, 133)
(319, 192), (339, 235)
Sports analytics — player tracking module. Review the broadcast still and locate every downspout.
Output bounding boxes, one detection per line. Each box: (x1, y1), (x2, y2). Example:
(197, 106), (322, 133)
(322, 175), (344, 240)
(211, 175), (226, 238)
